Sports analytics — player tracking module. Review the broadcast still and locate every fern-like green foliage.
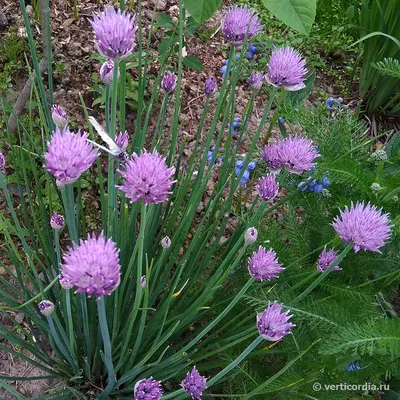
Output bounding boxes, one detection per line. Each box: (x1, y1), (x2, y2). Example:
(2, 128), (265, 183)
(221, 106), (400, 399)
(321, 319), (400, 358)
(372, 57), (400, 79)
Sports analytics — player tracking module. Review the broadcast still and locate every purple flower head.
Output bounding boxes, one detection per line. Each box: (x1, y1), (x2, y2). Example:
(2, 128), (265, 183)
(245, 227), (258, 245)
(204, 76), (217, 97)
(161, 72), (177, 93)
(115, 131), (129, 152)
(140, 275), (146, 289)
(262, 142), (283, 174)
(134, 377), (163, 400)
(181, 367), (207, 400)
(332, 202), (391, 253)
(117, 150), (175, 205)
(51, 105), (68, 129)
(100, 59), (119, 85)
(258, 174), (279, 201)
(222, 6), (263, 47)
(0, 151), (5, 170)
(257, 301), (295, 341)
(248, 246), (284, 281)
(50, 212), (65, 230)
(317, 247), (342, 272)
(90, 7), (137, 60)
(265, 46), (308, 91)
(39, 300), (54, 317)
(278, 136), (320, 174)
(248, 72), (264, 91)
(44, 127), (99, 187)
(60, 232), (121, 298)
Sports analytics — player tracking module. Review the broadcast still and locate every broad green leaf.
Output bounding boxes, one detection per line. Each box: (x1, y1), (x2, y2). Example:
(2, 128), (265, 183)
(262, 0), (317, 35)
(155, 13), (175, 29)
(183, 0), (221, 24)
(158, 37), (177, 55)
(284, 70), (316, 105)
(183, 56), (205, 71)
(385, 132), (400, 159)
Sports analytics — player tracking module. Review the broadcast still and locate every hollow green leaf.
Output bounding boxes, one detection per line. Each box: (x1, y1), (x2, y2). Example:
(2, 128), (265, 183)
(262, 0), (316, 35)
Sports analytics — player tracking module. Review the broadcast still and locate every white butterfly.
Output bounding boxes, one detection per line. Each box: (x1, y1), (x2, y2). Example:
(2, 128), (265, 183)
(87, 116), (128, 160)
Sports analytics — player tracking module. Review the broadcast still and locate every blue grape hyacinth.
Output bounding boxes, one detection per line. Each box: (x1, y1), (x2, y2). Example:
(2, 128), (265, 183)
(236, 160), (256, 185)
(326, 96), (343, 110)
(228, 117), (242, 136)
(344, 361), (361, 372)
(298, 175), (330, 193)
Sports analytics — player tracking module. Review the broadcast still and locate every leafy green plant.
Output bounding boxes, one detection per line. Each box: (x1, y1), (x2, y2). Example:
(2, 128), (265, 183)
(220, 107), (400, 399)
(352, 0), (400, 115)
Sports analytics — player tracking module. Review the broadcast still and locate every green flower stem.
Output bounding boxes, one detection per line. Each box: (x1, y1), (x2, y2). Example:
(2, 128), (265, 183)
(293, 243), (353, 304)
(115, 202), (147, 372)
(164, 334), (262, 400)
(105, 85), (111, 132)
(61, 185), (78, 243)
(60, 184), (79, 364)
(263, 89), (285, 144)
(119, 60), (127, 133)
(47, 316), (78, 374)
(108, 59), (120, 238)
(54, 230), (61, 271)
(181, 278), (254, 354)
(206, 336), (263, 387)
(166, 0), (184, 165)
(97, 297), (116, 399)
(153, 95), (170, 150)
(235, 86), (279, 187)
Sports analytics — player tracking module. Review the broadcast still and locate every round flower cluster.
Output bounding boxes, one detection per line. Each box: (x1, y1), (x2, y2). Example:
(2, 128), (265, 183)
(90, 8), (137, 60)
(248, 72), (264, 91)
(222, 6), (262, 47)
(117, 150), (175, 205)
(235, 160), (256, 185)
(257, 301), (295, 342)
(60, 232), (121, 298)
(181, 366), (207, 400)
(248, 246), (284, 281)
(332, 201), (391, 253)
(265, 46), (308, 91)
(317, 247), (342, 273)
(263, 136), (320, 175)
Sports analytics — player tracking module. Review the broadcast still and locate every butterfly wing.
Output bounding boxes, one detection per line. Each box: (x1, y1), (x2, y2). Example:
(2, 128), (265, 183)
(88, 116), (121, 155)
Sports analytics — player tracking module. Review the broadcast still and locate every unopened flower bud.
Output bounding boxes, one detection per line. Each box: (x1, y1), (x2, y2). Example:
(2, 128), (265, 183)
(141, 275), (146, 288)
(161, 236), (171, 249)
(244, 227), (258, 245)
(204, 76), (217, 96)
(50, 212), (65, 230)
(0, 151), (5, 170)
(100, 59), (119, 85)
(39, 300), (54, 317)
(161, 72), (177, 93)
(51, 105), (68, 129)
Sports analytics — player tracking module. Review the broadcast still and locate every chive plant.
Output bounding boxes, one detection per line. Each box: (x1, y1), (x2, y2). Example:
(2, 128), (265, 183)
(0, 1), (397, 399)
